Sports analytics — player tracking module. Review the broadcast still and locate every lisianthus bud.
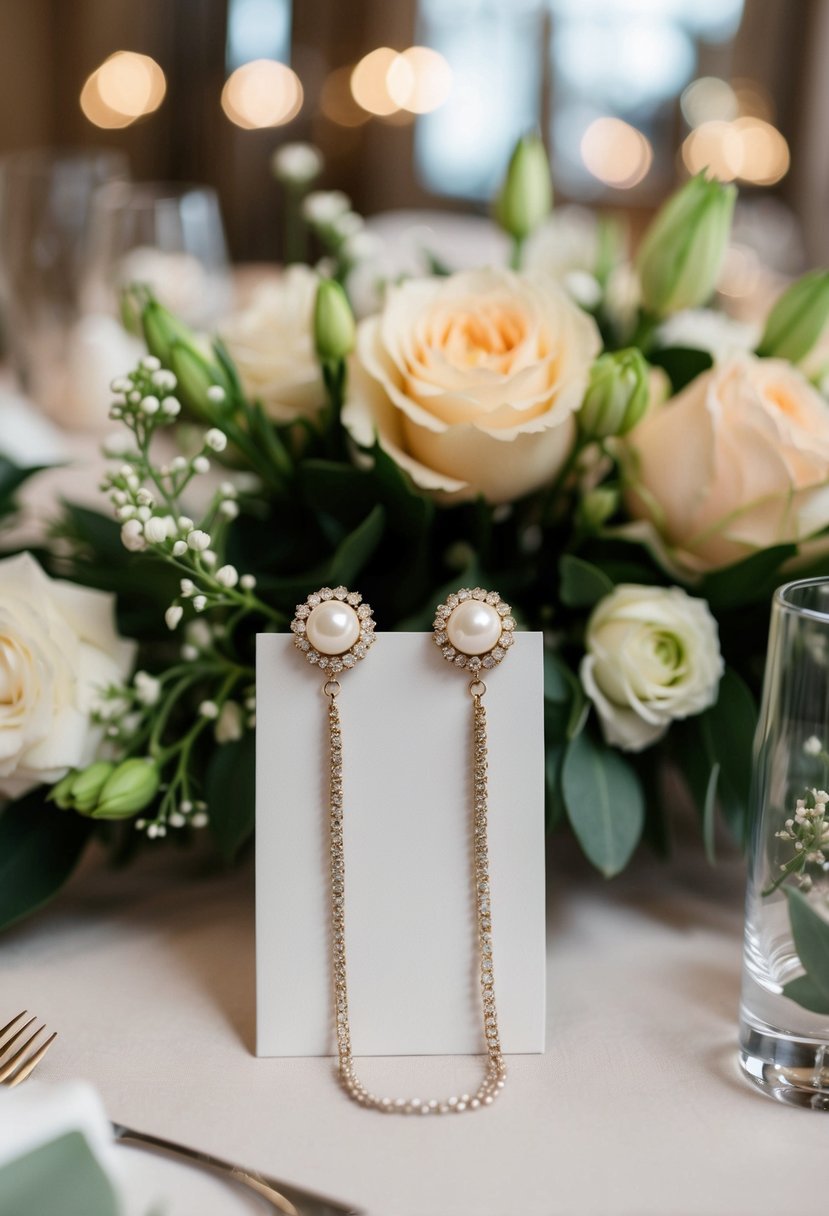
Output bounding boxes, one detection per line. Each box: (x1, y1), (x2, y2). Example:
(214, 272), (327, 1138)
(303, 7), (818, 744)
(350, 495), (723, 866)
(636, 174), (736, 316)
(578, 349), (650, 439)
(314, 279), (356, 362)
(494, 134), (552, 242)
(757, 270), (829, 364)
(141, 299), (198, 367)
(169, 341), (230, 420)
(69, 761), (117, 814)
(577, 486), (619, 532)
(93, 758), (160, 820)
(50, 771), (78, 810)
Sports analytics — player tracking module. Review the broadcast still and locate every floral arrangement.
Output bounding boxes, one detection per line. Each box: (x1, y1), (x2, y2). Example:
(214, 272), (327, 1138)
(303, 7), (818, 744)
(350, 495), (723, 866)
(2, 134), (829, 935)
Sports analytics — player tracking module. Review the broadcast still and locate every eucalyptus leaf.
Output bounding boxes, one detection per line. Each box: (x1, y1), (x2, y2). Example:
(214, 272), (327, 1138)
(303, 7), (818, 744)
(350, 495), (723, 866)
(0, 1131), (120, 1216)
(0, 794), (93, 932)
(782, 974), (829, 1015)
(206, 732), (256, 862)
(785, 887), (829, 1000)
(562, 731), (645, 876)
(559, 555), (614, 608)
(543, 650), (571, 705)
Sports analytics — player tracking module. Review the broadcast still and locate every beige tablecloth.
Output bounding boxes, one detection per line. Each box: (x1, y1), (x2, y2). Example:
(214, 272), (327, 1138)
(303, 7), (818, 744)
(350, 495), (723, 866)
(1, 830), (823, 1216)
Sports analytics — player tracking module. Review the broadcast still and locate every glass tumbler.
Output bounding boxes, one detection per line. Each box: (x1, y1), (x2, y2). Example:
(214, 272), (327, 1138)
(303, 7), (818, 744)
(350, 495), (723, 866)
(740, 577), (829, 1108)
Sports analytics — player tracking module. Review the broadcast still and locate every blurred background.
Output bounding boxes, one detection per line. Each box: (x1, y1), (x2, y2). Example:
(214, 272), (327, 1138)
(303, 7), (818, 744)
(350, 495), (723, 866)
(1, 0), (825, 259)
(0, 0), (826, 430)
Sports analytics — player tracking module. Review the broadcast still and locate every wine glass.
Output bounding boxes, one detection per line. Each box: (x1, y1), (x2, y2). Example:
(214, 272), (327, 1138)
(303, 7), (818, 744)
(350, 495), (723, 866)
(81, 181), (233, 329)
(0, 148), (129, 419)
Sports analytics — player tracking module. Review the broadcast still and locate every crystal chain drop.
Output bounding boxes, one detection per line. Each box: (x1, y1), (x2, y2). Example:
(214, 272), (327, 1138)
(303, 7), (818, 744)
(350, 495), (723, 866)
(326, 681), (507, 1115)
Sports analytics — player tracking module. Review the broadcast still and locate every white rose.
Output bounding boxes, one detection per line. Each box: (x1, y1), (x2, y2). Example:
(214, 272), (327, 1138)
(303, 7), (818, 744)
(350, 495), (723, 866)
(0, 554), (135, 798)
(580, 584), (724, 753)
(627, 353), (829, 570)
(218, 266), (326, 423)
(342, 268), (601, 504)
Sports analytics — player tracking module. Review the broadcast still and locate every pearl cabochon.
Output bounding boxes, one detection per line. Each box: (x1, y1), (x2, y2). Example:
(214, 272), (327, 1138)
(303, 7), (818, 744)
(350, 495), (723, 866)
(306, 600), (361, 655)
(446, 599), (503, 656)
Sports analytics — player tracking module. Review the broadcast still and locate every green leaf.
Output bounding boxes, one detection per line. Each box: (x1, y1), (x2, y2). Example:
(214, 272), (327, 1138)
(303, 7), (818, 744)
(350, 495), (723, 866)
(0, 793), (93, 932)
(698, 544), (798, 610)
(674, 668), (757, 843)
(0, 456), (49, 518)
(559, 555), (614, 608)
(785, 887), (829, 1001)
(370, 442), (434, 537)
(326, 503), (386, 585)
(0, 1131), (120, 1216)
(701, 762), (720, 864)
(782, 975), (829, 1015)
(649, 345), (713, 393)
(562, 731), (645, 876)
(205, 732), (256, 863)
(543, 650), (571, 704)
(298, 459), (376, 526)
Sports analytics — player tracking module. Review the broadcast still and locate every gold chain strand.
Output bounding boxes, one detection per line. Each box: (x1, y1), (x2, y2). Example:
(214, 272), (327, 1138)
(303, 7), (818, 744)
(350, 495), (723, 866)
(325, 678), (507, 1115)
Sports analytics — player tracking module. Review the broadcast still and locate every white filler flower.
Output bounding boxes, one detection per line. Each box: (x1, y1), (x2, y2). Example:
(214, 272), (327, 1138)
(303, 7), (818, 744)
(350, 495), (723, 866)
(580, 584), (724, 752)
(0, 554), (135, 797)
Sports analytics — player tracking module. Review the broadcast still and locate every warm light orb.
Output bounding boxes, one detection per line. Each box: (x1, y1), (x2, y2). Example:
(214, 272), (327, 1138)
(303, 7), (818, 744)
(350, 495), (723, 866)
(80, 51), (166, 129)
(682, 120), (743, 181)
(221, 59), (303, 129)
(387, 46), (453, 114)
(350, 47), (400, 116)
(320, 64), (369, 127)
(682, 117), (789, 185)
(680, 77), (738, 128)
(580, 117), (653, 189)
(734, 116), (790, 185)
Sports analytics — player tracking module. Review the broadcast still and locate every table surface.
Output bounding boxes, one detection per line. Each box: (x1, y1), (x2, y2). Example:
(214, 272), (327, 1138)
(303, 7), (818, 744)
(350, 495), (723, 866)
(2, 823), (825, 1216)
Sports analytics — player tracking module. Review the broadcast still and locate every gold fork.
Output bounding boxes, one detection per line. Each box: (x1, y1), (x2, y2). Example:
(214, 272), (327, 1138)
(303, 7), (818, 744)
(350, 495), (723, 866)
(0, 1011), (57, 1088)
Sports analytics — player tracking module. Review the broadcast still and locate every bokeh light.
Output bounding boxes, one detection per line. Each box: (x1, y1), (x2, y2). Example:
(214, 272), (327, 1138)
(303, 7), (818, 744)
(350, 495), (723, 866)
(221, 59), (303, 129)
(680, 77), (738, 127)
(386, 46), (453, 114)
(682, 116), (789, 185)
(350, 47), (400, 117)
(580, 117), (653, 189)
(80, 51), (166, 129)
(320, 64), (369, 127)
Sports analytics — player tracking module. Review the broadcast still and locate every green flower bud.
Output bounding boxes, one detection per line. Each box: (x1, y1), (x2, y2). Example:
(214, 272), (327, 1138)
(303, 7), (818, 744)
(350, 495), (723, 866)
(93, 758), (160, 820)
(494, 134), (552, 242)
(579, 349), (650, 439)
(314, 279), (356, 362)
(577, 486), (619, 532)
(636, 174), (736, 316)
(141, 299), (198, 366)
(50, 771), (78, 810)
(168, 340), (231, 420)
(757, 270), (829, 364)
(70, 762), (116, 814)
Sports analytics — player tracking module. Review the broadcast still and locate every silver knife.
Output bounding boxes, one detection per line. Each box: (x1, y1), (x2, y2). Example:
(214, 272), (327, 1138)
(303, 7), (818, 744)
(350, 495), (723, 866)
(112, 1122), (364, 1215)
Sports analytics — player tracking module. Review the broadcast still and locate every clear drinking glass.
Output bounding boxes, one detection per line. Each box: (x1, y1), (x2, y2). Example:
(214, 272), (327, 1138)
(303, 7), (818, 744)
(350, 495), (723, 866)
(80, 181), (233, 329)
(740, 577), (829, 1108)
(0, 148), (128, 414)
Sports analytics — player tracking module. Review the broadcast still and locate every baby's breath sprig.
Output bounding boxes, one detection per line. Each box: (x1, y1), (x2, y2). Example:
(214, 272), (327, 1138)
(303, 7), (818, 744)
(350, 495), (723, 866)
(95, 353), (287, 839)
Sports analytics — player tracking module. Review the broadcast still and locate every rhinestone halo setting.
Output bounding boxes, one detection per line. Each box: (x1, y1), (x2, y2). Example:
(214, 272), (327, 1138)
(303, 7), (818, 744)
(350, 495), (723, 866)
(291, 585), (376, 673)
(433, 587), (515, 671)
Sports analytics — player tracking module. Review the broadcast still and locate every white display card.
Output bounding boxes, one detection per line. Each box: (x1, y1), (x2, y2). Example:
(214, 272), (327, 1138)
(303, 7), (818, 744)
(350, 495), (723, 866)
(256, 631), (546, 1057)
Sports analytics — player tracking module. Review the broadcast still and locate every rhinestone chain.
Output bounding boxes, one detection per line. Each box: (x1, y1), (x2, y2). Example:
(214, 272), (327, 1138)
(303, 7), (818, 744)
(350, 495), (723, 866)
(326, 681), (507, 1114)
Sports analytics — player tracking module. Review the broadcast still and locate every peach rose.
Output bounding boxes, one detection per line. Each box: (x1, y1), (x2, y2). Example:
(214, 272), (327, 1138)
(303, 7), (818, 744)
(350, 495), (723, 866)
(341, 268), (601, 504)
(626, 353), (829, 571)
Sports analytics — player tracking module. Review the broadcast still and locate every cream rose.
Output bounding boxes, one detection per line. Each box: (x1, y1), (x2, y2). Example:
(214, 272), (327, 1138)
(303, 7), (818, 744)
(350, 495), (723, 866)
(580, 584), (723, 753)
(627, 353), (829, 571)
(0, 554), (135, 799)
(342, 268), (601, 504)
(218, 266), (326, 423)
